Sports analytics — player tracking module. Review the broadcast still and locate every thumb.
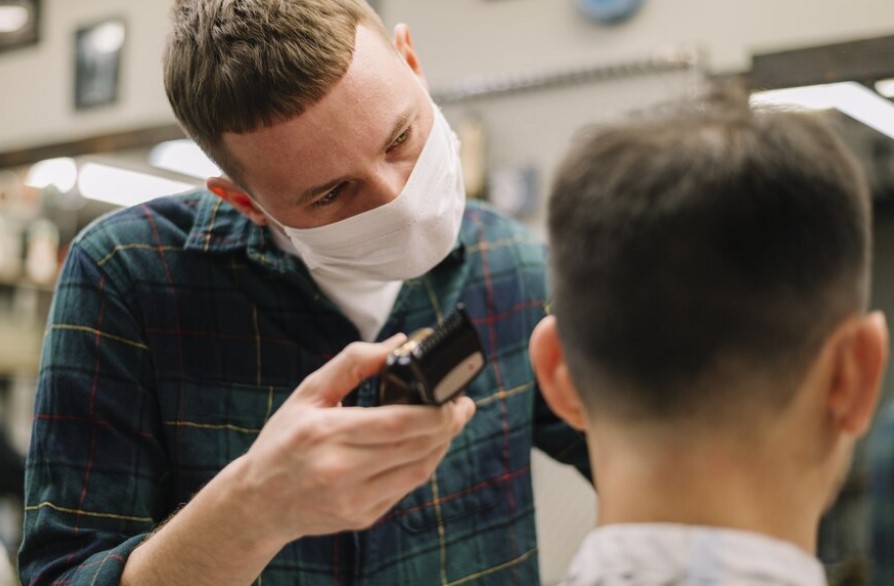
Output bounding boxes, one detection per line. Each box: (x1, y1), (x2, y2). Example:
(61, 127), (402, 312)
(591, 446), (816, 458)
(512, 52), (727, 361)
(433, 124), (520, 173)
(292, 333), (407, 407)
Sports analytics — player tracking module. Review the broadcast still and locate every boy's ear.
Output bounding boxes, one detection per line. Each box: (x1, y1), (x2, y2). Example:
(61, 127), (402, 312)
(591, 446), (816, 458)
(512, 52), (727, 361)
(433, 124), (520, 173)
(826, 311), (889, 437)
(392, 23), (428, 91)
(530, 316), (588, 431)
(207, 177), (268, 226)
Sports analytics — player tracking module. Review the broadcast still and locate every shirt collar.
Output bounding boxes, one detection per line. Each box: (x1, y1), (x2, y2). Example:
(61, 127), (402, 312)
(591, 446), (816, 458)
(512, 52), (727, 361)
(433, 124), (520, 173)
(184, 189), (254, 254)
(182, 189), (303, 277)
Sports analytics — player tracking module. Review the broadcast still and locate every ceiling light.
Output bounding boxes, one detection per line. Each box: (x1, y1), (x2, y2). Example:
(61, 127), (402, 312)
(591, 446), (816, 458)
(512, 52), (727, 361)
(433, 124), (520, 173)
(875, 78), (894, 99)
(77, 163), (195, 207)
(751, 81), (894, 141)
(25, 158), (78, 193)
(149, 139), (222, 179)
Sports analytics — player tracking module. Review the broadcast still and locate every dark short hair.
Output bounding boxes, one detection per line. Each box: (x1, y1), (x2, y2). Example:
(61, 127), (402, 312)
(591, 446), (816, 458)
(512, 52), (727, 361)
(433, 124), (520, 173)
(548, 88), (872, 422)
(164, 0), (387, 186)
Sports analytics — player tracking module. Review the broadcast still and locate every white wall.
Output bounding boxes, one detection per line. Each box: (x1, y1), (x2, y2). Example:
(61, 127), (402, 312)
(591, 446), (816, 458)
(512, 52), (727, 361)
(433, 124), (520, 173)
(0, 0), (174, 152)
(3, 1), (894, 154)
(384, 0), (894, 88)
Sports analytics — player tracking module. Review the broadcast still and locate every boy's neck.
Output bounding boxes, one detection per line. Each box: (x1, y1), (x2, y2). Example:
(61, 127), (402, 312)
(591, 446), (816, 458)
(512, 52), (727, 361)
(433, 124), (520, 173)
(589, 430), (826, 554)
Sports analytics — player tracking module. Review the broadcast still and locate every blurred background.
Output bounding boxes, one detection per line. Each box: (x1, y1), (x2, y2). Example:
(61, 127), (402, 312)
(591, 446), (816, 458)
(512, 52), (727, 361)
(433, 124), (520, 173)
(1, 1), (893, 585)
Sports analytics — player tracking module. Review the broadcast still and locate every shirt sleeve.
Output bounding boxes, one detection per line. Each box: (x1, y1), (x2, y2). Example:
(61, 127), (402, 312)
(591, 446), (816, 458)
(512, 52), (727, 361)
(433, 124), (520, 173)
(18, 241), (169, 586)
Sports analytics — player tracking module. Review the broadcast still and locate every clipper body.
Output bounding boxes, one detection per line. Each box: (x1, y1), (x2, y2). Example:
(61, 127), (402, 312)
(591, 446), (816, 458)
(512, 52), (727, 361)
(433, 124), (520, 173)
(379, 305), (486, 406)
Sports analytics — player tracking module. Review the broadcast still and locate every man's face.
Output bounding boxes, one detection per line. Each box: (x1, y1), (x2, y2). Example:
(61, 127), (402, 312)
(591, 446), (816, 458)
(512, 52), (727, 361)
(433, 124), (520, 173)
(221, 25), (434, 229)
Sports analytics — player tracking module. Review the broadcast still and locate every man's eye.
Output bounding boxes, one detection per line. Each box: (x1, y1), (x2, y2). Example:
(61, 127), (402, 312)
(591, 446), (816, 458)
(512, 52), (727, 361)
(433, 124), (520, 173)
(389, 127), (412, 150)
(312, 184), (344, 207)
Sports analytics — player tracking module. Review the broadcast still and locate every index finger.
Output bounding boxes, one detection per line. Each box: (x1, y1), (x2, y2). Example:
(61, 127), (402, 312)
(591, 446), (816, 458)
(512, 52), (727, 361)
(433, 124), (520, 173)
(292, 333), (407, 407)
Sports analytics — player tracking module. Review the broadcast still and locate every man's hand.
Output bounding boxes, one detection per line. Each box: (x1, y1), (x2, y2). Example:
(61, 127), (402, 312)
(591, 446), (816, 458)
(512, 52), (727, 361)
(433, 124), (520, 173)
(123, 334), (475, 586)
(238, 333), (477, 542)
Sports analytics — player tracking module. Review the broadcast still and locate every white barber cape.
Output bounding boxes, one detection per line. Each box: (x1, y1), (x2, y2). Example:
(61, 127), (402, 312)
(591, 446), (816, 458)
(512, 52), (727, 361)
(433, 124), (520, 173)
(561, 524), (827, 586)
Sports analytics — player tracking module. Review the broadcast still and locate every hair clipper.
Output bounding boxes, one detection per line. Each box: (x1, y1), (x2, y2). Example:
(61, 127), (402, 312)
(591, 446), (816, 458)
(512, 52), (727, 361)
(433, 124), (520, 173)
(379, 304), (486, 406)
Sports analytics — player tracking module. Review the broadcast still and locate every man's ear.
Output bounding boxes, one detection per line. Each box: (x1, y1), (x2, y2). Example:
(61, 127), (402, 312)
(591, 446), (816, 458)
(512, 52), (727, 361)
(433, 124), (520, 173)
(826, 311), (889, 437)
(206, 177), (268, 226)
(530, 315), (588, 431)
(392, 23), (428, 91)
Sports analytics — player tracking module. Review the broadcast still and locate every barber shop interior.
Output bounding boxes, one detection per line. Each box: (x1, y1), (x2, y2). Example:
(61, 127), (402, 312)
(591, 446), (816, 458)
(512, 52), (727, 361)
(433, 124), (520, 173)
(1, 1), (894, 585)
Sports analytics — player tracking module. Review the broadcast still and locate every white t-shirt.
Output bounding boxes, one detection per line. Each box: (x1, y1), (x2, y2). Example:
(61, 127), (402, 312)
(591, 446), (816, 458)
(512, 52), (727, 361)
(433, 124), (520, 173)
(271, 228), (401, 342)
(562, 524), (827, 586)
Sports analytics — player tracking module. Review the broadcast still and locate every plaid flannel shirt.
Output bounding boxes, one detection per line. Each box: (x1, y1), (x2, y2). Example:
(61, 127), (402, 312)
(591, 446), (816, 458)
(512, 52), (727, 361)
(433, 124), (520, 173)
(19, 191), (591, 586)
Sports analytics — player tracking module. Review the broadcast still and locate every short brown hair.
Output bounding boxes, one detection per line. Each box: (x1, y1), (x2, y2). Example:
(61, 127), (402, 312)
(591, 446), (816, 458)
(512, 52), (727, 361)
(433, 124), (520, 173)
(164, 0), (387, 186)
(548, 87), (872, 422)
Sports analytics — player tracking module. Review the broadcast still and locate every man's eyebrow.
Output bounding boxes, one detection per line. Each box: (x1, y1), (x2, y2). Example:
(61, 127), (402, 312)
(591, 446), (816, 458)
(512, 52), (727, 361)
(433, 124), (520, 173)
(296, 108), (416, 205)
(382, 108), (414, 151)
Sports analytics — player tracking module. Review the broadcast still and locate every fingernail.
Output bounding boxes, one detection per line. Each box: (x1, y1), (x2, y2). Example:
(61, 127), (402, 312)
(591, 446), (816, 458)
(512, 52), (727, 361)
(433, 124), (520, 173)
(383, 332), (408, 345)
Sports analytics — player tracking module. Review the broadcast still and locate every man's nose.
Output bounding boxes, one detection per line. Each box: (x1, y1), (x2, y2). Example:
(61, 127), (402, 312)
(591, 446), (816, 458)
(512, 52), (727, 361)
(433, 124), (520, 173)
(365, 166), (411, 208)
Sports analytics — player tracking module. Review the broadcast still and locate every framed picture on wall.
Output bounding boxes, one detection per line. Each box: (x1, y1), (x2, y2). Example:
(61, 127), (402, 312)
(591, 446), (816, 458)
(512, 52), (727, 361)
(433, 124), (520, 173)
(0, 0), (41, 53)
(74, 18), (126, 110)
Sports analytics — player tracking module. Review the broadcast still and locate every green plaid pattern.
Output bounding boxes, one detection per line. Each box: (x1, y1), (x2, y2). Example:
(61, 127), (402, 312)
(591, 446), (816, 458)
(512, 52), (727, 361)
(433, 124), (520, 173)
(18, 191), (590, 585)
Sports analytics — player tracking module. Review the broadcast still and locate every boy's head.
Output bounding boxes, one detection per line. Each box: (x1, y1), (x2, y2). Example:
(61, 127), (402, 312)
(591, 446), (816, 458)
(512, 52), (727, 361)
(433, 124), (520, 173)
(531, 89), (887, 513)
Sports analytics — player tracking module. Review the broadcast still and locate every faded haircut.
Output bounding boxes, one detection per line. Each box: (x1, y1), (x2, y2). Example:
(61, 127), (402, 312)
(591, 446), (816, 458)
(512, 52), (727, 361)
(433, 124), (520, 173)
(163, 0), (387, 187)
(548, 87), (872, 422)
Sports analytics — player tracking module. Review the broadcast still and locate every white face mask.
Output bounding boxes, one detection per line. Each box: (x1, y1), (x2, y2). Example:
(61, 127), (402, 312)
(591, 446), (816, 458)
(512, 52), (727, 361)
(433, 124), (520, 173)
(264, 105), (466, 282)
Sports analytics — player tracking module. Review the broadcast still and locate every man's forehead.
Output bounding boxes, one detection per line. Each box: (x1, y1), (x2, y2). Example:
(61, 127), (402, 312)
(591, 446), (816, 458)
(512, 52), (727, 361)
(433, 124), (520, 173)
(221, 34), (424, 195)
